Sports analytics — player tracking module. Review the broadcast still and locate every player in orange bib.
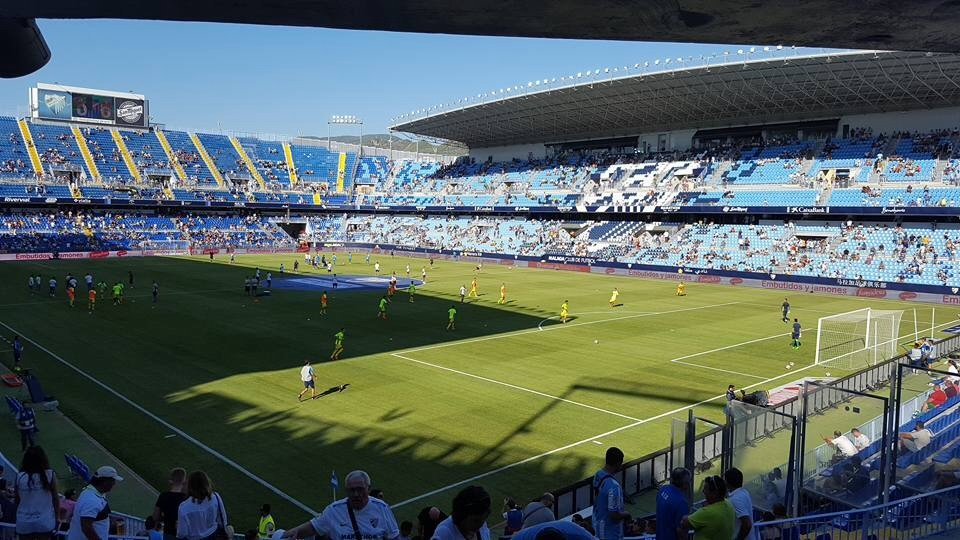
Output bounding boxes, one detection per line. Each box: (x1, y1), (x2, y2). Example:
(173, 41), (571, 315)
(87, 288), (96, 312)
(320, 291), (328, 315)
(67, 286), (76, 307)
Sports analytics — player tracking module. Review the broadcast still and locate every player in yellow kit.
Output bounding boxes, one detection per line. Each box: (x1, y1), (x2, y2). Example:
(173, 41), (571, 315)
(560, 300), (570, 323)
(676, 281), (686, 296)
(498, 283), (507, 304)
(469, 277), (479, 299)
(609, 288), (619, 307)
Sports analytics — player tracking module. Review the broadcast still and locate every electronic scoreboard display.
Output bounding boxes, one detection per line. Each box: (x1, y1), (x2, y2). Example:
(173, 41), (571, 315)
(31, 84), (148, 128)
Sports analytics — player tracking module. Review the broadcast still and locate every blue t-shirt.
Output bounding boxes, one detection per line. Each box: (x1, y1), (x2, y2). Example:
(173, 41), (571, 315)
(592, 471), (624, 540)
(655, 485), (689, 540)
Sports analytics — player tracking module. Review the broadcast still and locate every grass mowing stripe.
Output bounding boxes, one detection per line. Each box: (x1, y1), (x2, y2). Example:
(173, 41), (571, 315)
(397, 301), (741, 355)
(0, 320), (319, 515)
(669, 360), (768, 379)
(390, 353), (643, 422)
(667, 328), (813, 379)
(392, 354), (816, 510)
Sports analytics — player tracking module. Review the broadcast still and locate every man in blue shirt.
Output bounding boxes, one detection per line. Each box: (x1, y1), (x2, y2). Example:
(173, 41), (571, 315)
(656, 468), (690, 540)
(592, 447), (630, 540)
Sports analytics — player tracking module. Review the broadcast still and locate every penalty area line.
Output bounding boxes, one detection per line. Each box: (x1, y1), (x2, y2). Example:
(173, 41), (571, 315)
(667, 329), (812, 380)
(399, 301), (740, 355)
(391, 353), (643, 422)
(0, 320), (319, 516)
(392, 357), (814, 510)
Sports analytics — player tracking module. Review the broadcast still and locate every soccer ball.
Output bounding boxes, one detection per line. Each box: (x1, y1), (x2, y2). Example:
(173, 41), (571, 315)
(785, 365), (790, 369)
(826, 372), (831, 377)
(594, 339), (599, 344)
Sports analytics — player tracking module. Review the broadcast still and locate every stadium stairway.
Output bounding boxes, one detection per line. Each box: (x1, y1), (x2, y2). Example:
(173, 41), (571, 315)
(283, 142), (299, 186)
(189, 133), (226, 188)
(336, 152), (348, 192)
(229, 136), (266, 189)
(154, 129), (189, 183)
(70, 126), (103, 185)
(17, 119), (44, 177)
(110, 129), (143, 183)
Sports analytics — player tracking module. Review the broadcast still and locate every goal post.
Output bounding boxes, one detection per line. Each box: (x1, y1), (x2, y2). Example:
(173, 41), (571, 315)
(815, 308), (903, 370)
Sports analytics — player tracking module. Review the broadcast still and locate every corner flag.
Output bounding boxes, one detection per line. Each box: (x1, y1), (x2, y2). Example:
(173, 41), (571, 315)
(331, 470), (339, 503)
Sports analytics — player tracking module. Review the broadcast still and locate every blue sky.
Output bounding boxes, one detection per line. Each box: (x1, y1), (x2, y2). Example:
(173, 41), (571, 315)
(0, 20), (837, 137)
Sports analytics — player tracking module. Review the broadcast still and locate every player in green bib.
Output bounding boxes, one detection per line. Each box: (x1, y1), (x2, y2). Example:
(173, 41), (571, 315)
(377, 296), (390, 320)
(446, 305), (457, 330)
(331, 328), (345, 360)
(408, 282), (417, 303)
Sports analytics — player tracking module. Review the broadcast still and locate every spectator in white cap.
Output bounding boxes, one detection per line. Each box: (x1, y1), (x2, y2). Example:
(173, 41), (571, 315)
(282, 471), (399, 540)
(66, 465), (123, 540)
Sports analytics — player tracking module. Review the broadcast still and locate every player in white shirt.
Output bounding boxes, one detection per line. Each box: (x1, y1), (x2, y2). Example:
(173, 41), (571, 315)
(297, 361), (316, 401)
(421, 268), (427, 283)
(823, 430), (858, 457)
(405, 265), (410, 277)
(374, 262), (381, 274)
(459, 285), (466, 303)
(282, 471), (399, 540)
(431, 486), (491, 540)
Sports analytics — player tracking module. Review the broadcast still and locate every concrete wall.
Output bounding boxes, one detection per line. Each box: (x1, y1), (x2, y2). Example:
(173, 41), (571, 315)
(468, 143), (548, 162)
(839, 107), (960, 136)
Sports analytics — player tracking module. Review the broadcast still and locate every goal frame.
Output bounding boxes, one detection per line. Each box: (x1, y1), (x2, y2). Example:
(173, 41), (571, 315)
(814, 308), (901, 369)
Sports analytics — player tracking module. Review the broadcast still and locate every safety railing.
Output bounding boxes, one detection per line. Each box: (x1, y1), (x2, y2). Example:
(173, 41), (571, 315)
(550, 331), (960, 519)
(754, 484), (960, 540)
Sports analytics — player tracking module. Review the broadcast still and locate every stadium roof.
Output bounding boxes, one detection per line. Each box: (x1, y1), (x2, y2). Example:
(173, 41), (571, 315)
(390, 50), (960, 148)
(8, 1), (960, 77)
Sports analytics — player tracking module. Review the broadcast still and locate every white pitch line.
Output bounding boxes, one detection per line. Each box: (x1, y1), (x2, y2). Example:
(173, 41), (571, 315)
(391, 353), (643, 422)
(392, 358), (820, 509)
(0, 320), (318, 516)
(400, 301), (741, 355)
(667, 329), (810, 379)
(670, 360), (768, 379)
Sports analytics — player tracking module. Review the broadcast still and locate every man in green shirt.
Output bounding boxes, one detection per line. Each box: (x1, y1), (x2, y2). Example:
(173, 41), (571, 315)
(112, 283), (123, 305)
(331, 328), (345, 360)
(446, 305), (457, 330)
(679, 475), (736, 540)
(377, 296), (390, 320)
(408, 282), (417, 303)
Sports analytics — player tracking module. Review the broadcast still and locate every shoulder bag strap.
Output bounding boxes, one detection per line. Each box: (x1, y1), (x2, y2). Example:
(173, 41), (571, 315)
(346, 503), (364, 540)
(214, 493), (227, 526)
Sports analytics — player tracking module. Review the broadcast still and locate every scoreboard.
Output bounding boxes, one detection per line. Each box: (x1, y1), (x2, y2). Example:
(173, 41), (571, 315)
(30, 83), (149, 128)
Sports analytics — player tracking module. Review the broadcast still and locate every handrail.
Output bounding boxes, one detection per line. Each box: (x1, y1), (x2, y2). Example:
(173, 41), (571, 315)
(549, 331), (960, 519)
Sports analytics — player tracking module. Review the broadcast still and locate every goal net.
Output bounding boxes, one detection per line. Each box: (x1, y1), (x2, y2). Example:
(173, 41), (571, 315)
(815, 308), (903, 370)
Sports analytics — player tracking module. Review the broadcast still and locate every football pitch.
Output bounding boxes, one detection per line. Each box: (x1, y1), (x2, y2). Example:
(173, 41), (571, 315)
(0, 253), (949, 526)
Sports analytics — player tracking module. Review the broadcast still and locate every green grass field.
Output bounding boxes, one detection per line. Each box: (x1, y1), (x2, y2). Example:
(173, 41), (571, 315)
(0, 253), (950, 530)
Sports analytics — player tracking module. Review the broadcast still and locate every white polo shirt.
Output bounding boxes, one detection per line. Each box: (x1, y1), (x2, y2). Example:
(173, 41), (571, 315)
(852, 432), (871, 451)
(301, 365), (314, 382)
(728, 487), (759, 540)
(67, 486), (110, 540)
(310, 498), (399, 540)
(431, 516), (490, 540)
(832, 435), (858, 457)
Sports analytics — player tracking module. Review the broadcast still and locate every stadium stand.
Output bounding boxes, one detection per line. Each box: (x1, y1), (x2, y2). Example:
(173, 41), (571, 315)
(0, 116), (33, 179)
